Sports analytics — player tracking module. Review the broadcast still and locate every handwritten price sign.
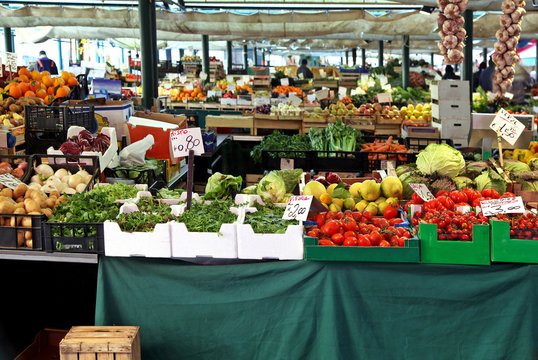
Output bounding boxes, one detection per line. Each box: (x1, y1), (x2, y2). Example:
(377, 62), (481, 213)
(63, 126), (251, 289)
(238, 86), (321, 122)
(409, 183), (435, 202)
(0, 173), (24, 190)
(170, 127), (204, 157)
(489, 108), (525, 146)
(282, 195), (313, 221)
(480, 196), (525, 217)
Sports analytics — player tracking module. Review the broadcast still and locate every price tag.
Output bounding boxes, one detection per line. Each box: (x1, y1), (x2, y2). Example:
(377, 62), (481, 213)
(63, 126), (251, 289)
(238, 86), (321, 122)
(185, 83), (194, 91)
(288, 94), (302, 107)
(368, 80), (375, 88)
(0, 173), (24, 190)
(487, 92), (496, 101)
(489, 108), (526, 146)
(280, 78), (289, 86)
(179, 75), (187, 83)
(170, 127), (205, 157)
(456, 205), (471, 214)
(350, 89), (358, 96)
(409, 183), (435, 202)
(377, 170), (387, 180)
(280, 158), (294, 170)
(236, 79), (245, 87)
(380, 160), (396, 171)
(377, 93), (392, 103)
(200, 72), (208, 81)
(253, 96), (270, 106)
(226, 83), (236, 92)
(315, 89), (329, 101)
(237, 94), (252, 106)
(282, 195), (313, 221)
(480, 196), (525, 217)
(338, 87), (347, 98)
(307, 94), (316, 103)
(382, 84), (392, 91)
(504, 92), (514, 100)
(207, 90), (222, 98)
(378, 75), (388, 85)
(5, 52), (17, 72)
(220, 98), (237, 106)
(319, 70), (326, 78)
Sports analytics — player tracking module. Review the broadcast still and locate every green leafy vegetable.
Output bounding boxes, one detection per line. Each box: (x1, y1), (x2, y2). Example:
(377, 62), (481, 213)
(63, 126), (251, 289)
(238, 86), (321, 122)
(243, 203), (299, 234)
(475, 168), (507, 195)
(416, 143), (465, 179)
(175, 200), (237, 232)
(274, 169), (303, 193)
(257, 171), (287, 204)
(204, 172), (242, 200)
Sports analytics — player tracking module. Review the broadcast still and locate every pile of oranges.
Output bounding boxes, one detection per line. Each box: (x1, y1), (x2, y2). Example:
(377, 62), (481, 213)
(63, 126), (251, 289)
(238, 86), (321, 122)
(172, 87), (205, 102)
(5, 67), (79, 105)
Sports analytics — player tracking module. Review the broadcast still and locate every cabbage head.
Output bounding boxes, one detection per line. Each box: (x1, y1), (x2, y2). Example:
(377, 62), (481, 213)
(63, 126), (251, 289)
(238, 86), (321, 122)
(503, 159), (530, 173)
(475, 168), (507, 194)
(416, 143), (465, 179)
(257, 171), (287, 204)
(454, 176), (474, 190)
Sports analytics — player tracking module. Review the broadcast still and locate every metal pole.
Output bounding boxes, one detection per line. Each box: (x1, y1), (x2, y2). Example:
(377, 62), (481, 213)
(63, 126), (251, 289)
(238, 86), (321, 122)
(77, 39), (82, 63)
(430, 52), (434, 68)
(179, 48), (184, 60)
(352, 48), (357, 66)
(402, 35), (410, 89)
(202, 34), (209, 83)
(243, 44), (248, 70)
(253, 47), (258, 66)
(345, 50), (349, 65)
(57, 39), (63, 71)
(226, 41), (232, 74)
(462, 10), (473, 99)
(262, 49), (266, 66)
(3, 27), (13, 53)
(482, 47), (488, 63)
(378, 40), (384, 67)
(138, 0), (157, 109)
(361, 48), (366, 68)
(535, 39), (537, 80)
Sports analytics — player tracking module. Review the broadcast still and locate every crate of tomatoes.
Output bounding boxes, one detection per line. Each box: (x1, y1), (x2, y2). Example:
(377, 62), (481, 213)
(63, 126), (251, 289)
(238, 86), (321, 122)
(490, 214), (538, 264)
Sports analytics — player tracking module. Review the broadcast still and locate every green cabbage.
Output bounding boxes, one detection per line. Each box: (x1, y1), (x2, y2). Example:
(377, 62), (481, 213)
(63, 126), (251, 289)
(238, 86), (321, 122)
(503, 159), (530, 173)
(528, 158), (538, 171)
(204, 173), (242, 200)
(475, 168), (507, 195)
(274, 169), (303, 193)
(399, 171), (428, 200)
(454, 176), (474, 190)
(416, 143), (465, 179)
(463, 161), (490, 179)
(257, 171), (287, 204)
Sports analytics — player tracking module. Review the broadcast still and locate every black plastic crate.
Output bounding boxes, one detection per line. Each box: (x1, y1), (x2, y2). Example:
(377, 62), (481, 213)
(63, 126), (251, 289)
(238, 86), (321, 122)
(0, 213), (45, 250)
(362, 135), (404, 144)
(262, 150), (363, 172)
(0, 154), (34, 183)
(24, 104), (95, 132)
(43, 222), (104, 254)
(404, 137), (454, 152)
(363, 151), (417, 172)
(104, 160), (167, 190)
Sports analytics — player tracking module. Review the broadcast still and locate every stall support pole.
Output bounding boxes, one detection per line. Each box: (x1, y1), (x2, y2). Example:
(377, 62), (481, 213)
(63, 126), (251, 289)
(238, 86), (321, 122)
(462, 10), (473, 100)
(402, 35), (410, 89)
(243, 44), (248, 70)
(226, 41), (232, 74)
(202, 34), (210, 83)
(378, 41), (384, 67)
(77, 40), (83, 63)
(535, 39), (537, 80)
(138, 0), (158, 109)
(482, 47), (488, 63)
(179, 48), (184, 60)
(3, 27), (13, 53)
(57, 39), (63, 71)
(352, 48), (357, 66)
(430, 52), (434, 68)
(361, 48), (366, 68)
(253, 47), (258, 66)
(345, 50), (349, 65)
(262, 49), (266, 66)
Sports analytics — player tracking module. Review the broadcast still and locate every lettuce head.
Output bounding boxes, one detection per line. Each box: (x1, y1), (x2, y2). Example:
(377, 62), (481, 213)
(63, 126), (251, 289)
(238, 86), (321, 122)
(416, 143), (465, 179)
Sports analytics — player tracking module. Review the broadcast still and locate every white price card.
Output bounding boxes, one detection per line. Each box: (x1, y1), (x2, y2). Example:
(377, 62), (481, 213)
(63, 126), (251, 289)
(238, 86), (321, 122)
(179, 75), (187, 83)
(377, 170), (387, 180)
(254, 96), (270, 106)
(280, 158), (294, 170)
(307, 94), (316, 103)
(315, 89), (329, 101)
(350, 89), (358, 96)
(282, 195), (313, 221)
(236, 79), (245, 87)
(368, 80), (375, 88)
(319, 70), (326, 78)
(5, 52), (17, 72)
(200, 72), (208, 81)
(338, 87), (347, 98)
(487, 92), (496, 101)
(382, 84), (392, 91)
(207, 90), (222, 98)
(378, 75), (388, 85)
(377, 93), (392, 104)
(489, 108), (526, 146)
(409, 183), (435, 202)
(170, 127), (205, 157)
(185, 83), (194, 91)
(288, 94), (302, 107)
(280, 78), (289, 86)
(504, 92), (514, 100)
(380, 160), (396, 171)
(0, 173), (24, 190)
(226, 83), (236, 92)
(480, 196), (525, 217)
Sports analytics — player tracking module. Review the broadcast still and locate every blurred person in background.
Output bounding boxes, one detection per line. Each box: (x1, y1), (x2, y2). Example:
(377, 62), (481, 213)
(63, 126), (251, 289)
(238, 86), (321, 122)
(479, 57), (495, 92)
(29, 50), (58, 75)
(472, 61), (487, 91)
(442, 65), (460, 80)
(510, 63), (531, 104)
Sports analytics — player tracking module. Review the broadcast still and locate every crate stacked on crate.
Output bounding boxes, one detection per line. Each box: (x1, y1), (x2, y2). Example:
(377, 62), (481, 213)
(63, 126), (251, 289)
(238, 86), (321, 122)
(209, 61), (225, 81)
(313, 79), (338, 89)
(183, 62), (200, 81)
(430, 80), (471, 147)
(344, 114), (376, 131)
(302, 111), (328, 134)
(252, 67), (271, 91)
(24, 104), (96, 154)
(376, 114), (402, 136)
(338, 71), (360, 88)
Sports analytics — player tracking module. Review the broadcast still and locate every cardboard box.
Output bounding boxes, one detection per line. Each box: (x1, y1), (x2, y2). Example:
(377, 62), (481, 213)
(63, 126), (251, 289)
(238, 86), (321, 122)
(432, 99), (471, 121)
(451, 137), (469, 147)
(440, 119), (470, 139)
(430, 80), (470, 101)
(16, 329), (68, 360)
(104, 221), (171, 258)
(170, 222), (237, 259)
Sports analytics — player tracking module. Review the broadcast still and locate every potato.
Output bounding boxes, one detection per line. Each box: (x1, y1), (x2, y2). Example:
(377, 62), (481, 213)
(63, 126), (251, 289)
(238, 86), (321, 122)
(0, 188), (12, 199)
(13, 183), (28, 199)
(25, 239), (33, 248)
(9, 104), (22, 113)
(25, 230), (32, 240)
(42, 208), (52, 218)
(45, 198), (56, 209)
(24, 199), (40, 214)
(14, 202), (24, 209)
(31, 191), (47, 208)
(21, 216), (32, 228)
(15, 197), (24, 203)
(57, 195), (67, 204)
(17, 230), (24, 247)
(0, 201), (15, 214)
(25, 189), (34, 199)
(11, 208), (26, 226)
(49, 190), (60, 198)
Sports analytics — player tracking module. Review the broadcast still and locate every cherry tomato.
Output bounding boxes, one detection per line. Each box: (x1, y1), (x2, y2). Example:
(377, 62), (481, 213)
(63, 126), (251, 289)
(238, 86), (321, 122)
(321, 220), (340, 236)
(344, 231), (356, 238)
(368, 231), (382, 246)
(314, 213), (326, 227)
(502, 192), (516, 198)
(390, 237), (399, 247)
(351, 211), (363, 222)
(378, 240), (391, 247)
(331, 233), (345, 245)
(397, 237), (406, 247)
(306, 228), (321, 238)
(389, 218), (404, 226)
(343, 238), (358, 247)
(377, 219), (389, 229)
(319, 239), (335, 246)
(362, 211), (373, 221)
(342, 217), (358, 231)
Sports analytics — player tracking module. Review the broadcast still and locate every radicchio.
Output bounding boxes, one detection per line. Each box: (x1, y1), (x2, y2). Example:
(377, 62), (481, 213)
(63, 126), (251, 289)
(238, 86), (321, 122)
(59, 141), (82, 156)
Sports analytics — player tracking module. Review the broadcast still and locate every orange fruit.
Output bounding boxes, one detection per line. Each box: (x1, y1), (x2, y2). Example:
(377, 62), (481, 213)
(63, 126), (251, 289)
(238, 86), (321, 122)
(44, 95), (55, 105)
(31, 70), (42, 81)
(29, 80), (41, 92)
(9, 84), (22, 99)
(17, 74), (29, 83)
(69, 72), (76, 78)
(55, 87), (69, 98)
(42, 75), (53, 87)
(41, 70), (50, 78)
(67, 77), (78, 86)
(61, 71), (70, 81)
(61, 85), (70, 94)
(47, 86), (55, 96)
(24, 90), (36, 98)
(18, 82), (29, 94)
(18, 67), (31, 78)
(36, 88), (47, 99)
(53, 78), (65, 87)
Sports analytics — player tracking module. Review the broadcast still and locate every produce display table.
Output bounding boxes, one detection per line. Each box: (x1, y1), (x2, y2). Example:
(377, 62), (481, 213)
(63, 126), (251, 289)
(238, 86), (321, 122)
(253, 118), (303, 135)
(205, 115), (255, 135)
(95, 258), (538, 360)
(166, 109), (243, 129)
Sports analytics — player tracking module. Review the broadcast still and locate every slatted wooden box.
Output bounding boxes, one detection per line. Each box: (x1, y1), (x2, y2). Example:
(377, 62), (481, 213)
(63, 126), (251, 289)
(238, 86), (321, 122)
(60, 326), (141, 360)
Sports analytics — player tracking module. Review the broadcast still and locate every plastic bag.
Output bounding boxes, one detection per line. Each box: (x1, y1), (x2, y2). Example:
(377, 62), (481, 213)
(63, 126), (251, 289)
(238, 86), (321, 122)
(119, 134), (154, 166)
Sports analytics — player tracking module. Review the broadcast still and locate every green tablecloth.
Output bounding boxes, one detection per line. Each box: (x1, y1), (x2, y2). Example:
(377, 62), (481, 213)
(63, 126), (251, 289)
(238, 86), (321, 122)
(95, 258), (538, 360)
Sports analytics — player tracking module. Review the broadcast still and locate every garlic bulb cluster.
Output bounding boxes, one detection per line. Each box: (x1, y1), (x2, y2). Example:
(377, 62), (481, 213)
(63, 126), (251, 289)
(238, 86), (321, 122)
(437, 0), (469, 64)
(493, 0), (526, 95)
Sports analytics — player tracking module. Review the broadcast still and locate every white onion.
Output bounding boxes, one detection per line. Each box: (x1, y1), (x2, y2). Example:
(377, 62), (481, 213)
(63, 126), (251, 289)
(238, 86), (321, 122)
(35, 164), (54, 179)
(68, 174), (83, 189)
(30, 175), (43, 185)
(54, 168), (69, 179)
(75, 183), (86, 193)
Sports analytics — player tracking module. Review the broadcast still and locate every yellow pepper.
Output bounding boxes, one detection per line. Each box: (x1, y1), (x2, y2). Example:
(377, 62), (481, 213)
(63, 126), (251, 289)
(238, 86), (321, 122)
(503, 150), (513, 159)
(529, 142), (538, 154)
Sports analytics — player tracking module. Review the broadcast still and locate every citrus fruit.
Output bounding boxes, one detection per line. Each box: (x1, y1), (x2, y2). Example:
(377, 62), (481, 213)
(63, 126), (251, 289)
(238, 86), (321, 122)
(24, 90), (36, 98)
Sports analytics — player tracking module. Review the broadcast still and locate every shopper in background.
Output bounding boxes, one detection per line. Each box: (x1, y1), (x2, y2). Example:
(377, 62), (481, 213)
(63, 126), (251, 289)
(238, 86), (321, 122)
(296, 59), (314, 79)
(479, 58), (495, 92)
(29, 50), (59, 75)
(510, 63), (531, 104)
(442, 65), (460, 80)
(472, 61), (487, 91)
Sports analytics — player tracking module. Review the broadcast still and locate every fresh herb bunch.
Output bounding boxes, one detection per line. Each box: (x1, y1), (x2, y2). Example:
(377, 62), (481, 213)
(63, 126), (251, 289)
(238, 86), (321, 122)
(110, 158), (165, 183)
(49, 191), (121, 224)
(250, 131), (312, 164)
(175, 200), (237, 232)
(117, 211), (175, 232)
(157, 188), (185, 199)
(136, 197), (172, 213)
(243, 203), (299, 234)
(89, 183), (140, 202)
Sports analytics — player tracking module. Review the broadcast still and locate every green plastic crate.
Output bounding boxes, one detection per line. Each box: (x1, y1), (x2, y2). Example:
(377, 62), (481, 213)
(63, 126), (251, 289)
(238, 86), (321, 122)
(419, 223), (490, 265)
(303, 236), (420, 263)
(490, 220), (538, 264)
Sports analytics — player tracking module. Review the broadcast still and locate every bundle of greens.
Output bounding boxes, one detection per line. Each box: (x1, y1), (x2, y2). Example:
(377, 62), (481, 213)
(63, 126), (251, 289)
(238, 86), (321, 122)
(250, 131), (312, 164)
(243, 203), (299, 234)
(175, 200), (237, 232)
(110, 158), (165, 184)
(204, 173), (242, 200)
(157, 188), (185, 199)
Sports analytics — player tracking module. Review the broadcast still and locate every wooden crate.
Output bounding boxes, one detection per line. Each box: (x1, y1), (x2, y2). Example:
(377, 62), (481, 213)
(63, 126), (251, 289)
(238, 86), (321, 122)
(375, 124), (401, 136)
(246, 173), (264, 186)
(60, 326), (141, 360)
(376, 116), (402, 125)
(344, 116), (376, 131)
(303, 122), (329, 133)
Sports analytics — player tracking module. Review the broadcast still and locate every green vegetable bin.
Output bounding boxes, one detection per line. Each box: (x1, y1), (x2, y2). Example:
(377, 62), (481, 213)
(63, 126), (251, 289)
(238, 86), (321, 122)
(490, 220), (538, 264)
(419, 223), (490, 265)
(303, 236), (420, 263)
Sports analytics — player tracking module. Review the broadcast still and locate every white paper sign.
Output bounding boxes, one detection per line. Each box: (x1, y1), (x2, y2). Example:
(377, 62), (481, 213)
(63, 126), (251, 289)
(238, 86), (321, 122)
(227, 83), (236, 92)
(380, 160), (396, 171)
(282, 195), (313, 221)
(280, 78), (289, 86)
(377, 170), (387, 180)
(315, 89), (329, 101)
(307, 94), (316, 103)
(377, 93), (392, 103)
(185, 83), (194, 91)
(5, 52), (17, 73)
(338, 87), (347, 98)
(487, 92), (496, 101)
(179, 75), (187, 83)
(368, 80), (375, 88)
(254, 96), (271, 106)
(409, 183), (435, 202)
(200, 72), (208, 81)
(280, 158), (294, 170)
(0, 173), (24, 190)
(504, 92), (514, 100)
(382, 84), (392, 91)
(319, 70), (326, 78)
(207, 90), (222, 98)
(170, 127), (205, 157)
(480, 196), (525, 217)
(350, 89), (358, 96)
(288, 94), (302, 107)
(220, 98), (237, 106)
(237, 95), (252, 106)
(489, 108), (526, 146)
(378, 75), (388, 85)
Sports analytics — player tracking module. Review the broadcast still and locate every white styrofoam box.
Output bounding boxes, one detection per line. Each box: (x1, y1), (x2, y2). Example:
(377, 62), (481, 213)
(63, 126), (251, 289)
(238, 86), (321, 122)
(103, 221), (172, 258)
(236, 224), (304, 260)
(47, 126), (118, 173)
(430, 80), (470, 101)
(234, 194), (287, 207)
(440, 119), (471, 139)
(432, 100), (471, 121)
(170, 222), (237, 259)
(451, 137), (469, 148)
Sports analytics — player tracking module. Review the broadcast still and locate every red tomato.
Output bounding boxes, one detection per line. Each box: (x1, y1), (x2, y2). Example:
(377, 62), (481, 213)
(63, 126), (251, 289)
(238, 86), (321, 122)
(344, 231), (356, 238)
(411, 192), (424, 204)
(424, 198), (441, 212)
(319, 239), (335, 246)
(436, 190), (450, 198)
(362, 211), (373, 221)
(502, 192), (516, 198)
(306, 228), (321, 238)
(472, 197), (484, 208)
(343, 238), (358, 246)
(481, 189), (500, 199)
(342, 217), (358, 231)
(368, 231), (382, 246)
(449, 191), (467, 204)
(397, 237), (406, 247)
(389, 218), (403, 226)
(390, 237), (399, 246)
(331, 233), (345, 245)
(378, 240), (391, 247)
(357, 235), (371, 247)
(377, 219), (389, 229)
(383, 205), (398, 219)
(438, 196), (455, 211)
(352, 211), (363, 222)
(321, 220), (340, 236)
(314, 213), (326, 227)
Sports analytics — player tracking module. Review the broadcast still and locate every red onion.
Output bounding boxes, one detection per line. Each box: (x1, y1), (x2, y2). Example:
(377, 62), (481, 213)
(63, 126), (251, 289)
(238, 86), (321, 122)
(501, 0), (516, 14)
(444, 3), (460, 18)
(496, 29), (510, 42)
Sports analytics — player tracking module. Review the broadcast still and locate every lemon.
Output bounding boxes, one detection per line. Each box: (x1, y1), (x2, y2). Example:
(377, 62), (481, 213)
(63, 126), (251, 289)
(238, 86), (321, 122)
(355, 199), (368, 212)
(319, 193), (332, 205)
(329, 203), (341, 213)
(349, 182), (361, 198)
(343, 198), (356, 210)
(327, 183), (338, 195)
(332, 198), (345, 208)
